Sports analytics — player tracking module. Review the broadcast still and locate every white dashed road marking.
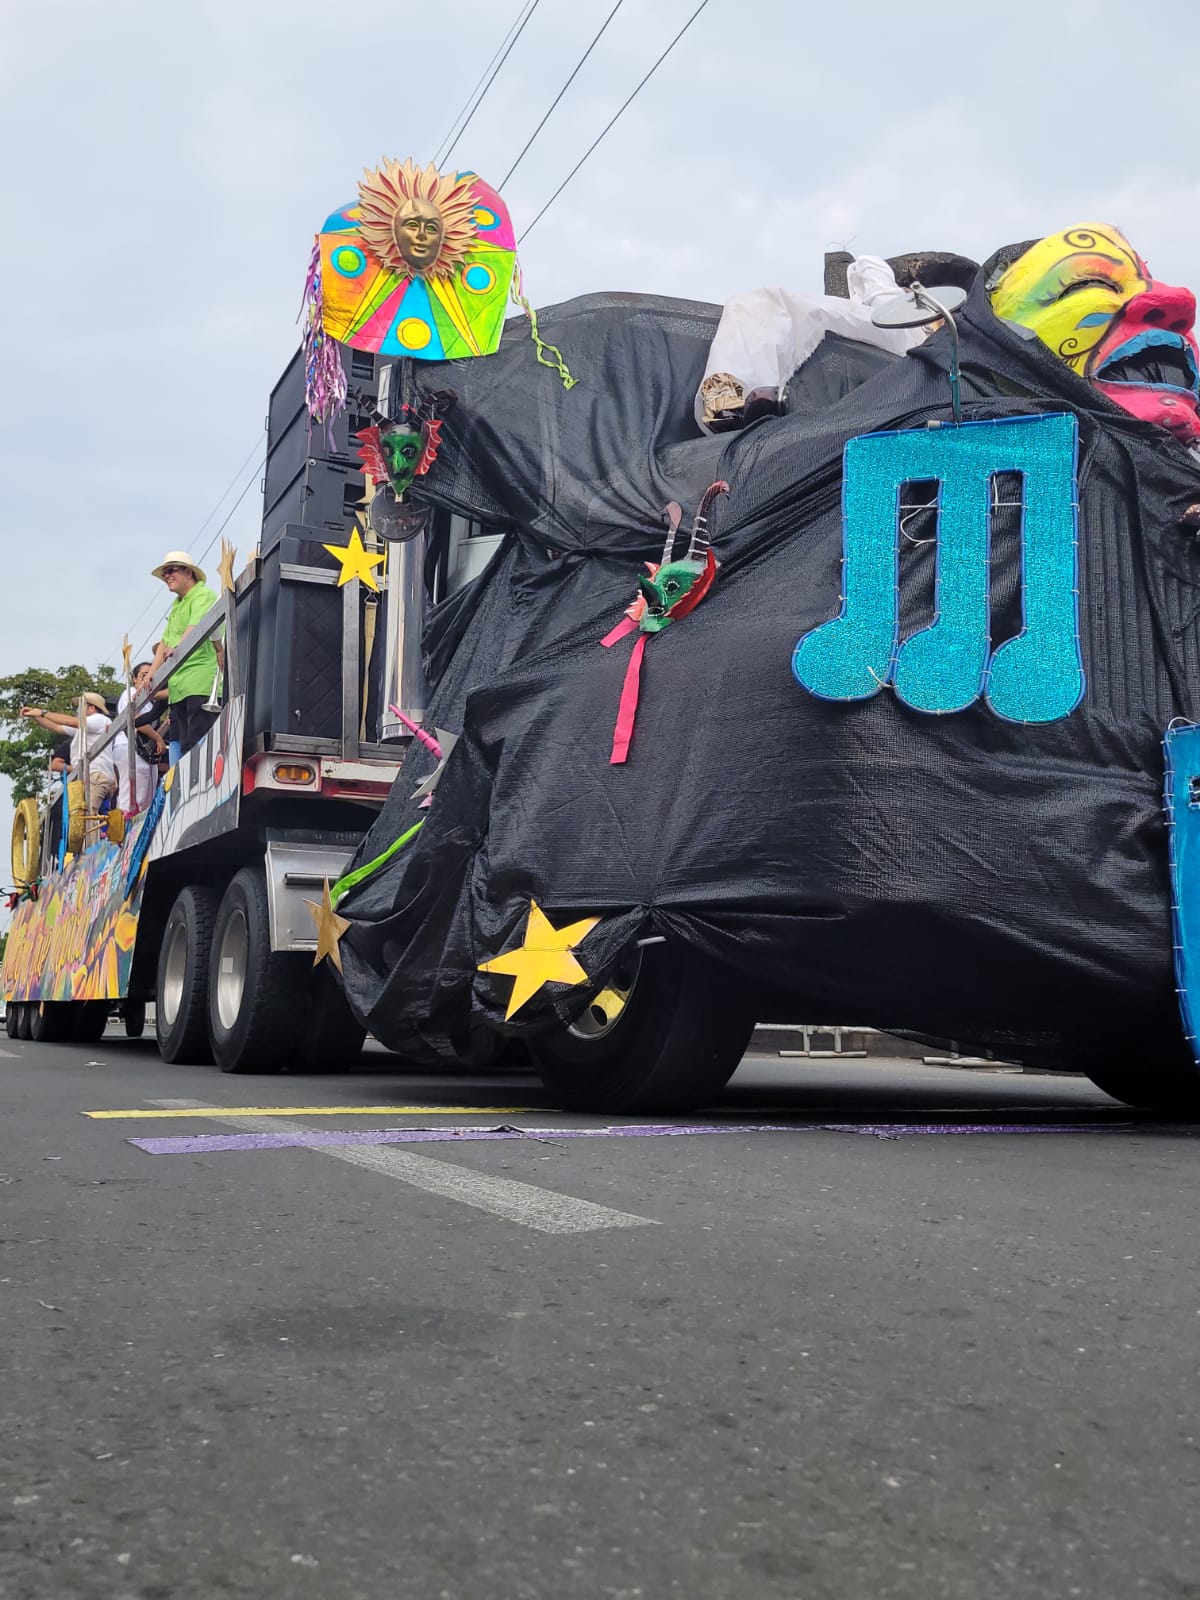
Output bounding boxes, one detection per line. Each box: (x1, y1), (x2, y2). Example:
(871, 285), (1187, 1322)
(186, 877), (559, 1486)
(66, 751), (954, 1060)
(149, 1099), (656, 1235)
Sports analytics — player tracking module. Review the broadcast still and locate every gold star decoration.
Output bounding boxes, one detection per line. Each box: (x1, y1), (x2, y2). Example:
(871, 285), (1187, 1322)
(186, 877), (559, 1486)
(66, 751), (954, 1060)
(323, 526), (386, 591)
(217, 537), (238, 595)
(478, 900), (601, 1021)
(305, 879), (353, 972)
(121, 634), (132, 681)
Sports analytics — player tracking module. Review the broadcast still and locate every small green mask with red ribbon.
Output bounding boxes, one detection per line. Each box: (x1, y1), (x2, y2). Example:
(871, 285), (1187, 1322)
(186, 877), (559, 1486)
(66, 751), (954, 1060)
(600, 482), (727, 763)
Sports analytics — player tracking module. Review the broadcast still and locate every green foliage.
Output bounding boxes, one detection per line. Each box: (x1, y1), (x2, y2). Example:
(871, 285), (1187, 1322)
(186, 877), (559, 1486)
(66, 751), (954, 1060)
(0, 664), (123, 804)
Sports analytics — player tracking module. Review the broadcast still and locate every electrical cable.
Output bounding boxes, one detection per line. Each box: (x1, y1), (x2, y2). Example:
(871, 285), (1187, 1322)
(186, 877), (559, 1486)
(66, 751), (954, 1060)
(103, 433), (265, 669)
(499, 0), (626, 189)
(519, 0), (711, 244)
(430, 0), (533, 168)
(440, 0), (543, 171)
(118, 449), (266, 668)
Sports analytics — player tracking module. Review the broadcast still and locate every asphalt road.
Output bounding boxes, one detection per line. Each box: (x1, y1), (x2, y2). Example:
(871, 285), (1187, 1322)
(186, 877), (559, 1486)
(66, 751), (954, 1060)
(2, 1033), (1199, 1600)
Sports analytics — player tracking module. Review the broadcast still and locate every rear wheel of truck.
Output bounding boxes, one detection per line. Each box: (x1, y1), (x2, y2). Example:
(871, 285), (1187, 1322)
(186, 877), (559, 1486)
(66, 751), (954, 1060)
(15, 1004), (32, 1040)
(30, 1002), (73, 1043)
(528, 944), (755, 1114)
(5, 1005), (18, 1039)
(123, 1001), (146, 1039)
(157, 885), (221, 1064)
(74, 1002), (110, 1044)
(209, 866), (308, 1074)
(1085, 1058), (1200, 1115)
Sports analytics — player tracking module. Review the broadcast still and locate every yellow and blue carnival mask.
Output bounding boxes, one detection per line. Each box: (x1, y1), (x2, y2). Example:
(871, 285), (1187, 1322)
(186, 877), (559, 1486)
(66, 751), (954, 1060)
(989, 222), (1200, 445)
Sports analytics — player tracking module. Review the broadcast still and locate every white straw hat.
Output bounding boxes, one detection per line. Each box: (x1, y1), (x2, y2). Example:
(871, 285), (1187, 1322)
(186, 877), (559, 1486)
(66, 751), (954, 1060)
(151, 550), (206, 583)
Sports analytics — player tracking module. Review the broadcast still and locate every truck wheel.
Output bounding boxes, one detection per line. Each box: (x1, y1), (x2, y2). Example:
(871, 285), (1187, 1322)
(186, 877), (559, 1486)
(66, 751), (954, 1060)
(293, 969), (366, 1073)
(209, 866), (308, 1074)
(11, 798), (40, 891)
(74, 1002), (110, 1044)
(16, 1004), (32, 1040)
(528, 944), (755, 1114)
(123, 1001), (146, 1039)
(5, 1005), (19, 1039)
(157, 885), (221, 1064)
(30, 1002), (73, 1043)
(1085, 1058), (1200, 1115)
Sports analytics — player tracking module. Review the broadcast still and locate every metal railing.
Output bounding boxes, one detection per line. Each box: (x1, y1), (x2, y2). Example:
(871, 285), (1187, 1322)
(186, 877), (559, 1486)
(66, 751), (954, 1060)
(64, 585), (238, 857)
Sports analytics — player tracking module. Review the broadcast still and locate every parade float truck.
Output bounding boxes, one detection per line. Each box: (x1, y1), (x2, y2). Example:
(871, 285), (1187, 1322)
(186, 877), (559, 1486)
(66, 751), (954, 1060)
(11, 204), (1200, 1124)
(0, 349), (488, 1073)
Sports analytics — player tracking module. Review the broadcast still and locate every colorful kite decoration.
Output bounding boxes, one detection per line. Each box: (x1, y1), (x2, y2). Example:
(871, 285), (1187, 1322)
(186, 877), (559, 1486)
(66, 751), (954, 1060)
(301, 157), (574, 429)
(601, 483), (728, 765)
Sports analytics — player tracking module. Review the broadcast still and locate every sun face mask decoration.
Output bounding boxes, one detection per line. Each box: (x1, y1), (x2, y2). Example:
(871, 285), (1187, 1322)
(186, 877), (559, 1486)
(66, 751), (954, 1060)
(989, 223), (1200, 445)
(301, 158), (574, 432)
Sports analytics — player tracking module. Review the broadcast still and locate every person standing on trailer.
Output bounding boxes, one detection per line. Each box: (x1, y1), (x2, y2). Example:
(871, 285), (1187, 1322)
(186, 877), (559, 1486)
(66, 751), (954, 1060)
(19, 694), (116, 846)
(112, 661), (166, 814)
(147, 552), (221, 763)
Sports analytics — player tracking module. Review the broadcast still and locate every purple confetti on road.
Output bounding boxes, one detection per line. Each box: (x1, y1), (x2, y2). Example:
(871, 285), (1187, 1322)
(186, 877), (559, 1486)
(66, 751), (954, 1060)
(124, 1118), (1190, 1156)
(129, 1124), (795, 1155)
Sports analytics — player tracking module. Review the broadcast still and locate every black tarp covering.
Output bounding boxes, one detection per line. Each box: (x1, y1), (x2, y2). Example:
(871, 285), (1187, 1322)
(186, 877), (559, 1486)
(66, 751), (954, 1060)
(338, 278), (1200, 1075)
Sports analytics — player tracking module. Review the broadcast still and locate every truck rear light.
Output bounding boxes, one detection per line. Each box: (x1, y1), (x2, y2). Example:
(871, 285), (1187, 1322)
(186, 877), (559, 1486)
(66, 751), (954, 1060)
(272, 762), (317, 786)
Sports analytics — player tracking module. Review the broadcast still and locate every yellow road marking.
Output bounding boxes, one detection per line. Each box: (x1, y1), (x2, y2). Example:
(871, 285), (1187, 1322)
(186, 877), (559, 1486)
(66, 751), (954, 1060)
(84, 1105), (533, 1120)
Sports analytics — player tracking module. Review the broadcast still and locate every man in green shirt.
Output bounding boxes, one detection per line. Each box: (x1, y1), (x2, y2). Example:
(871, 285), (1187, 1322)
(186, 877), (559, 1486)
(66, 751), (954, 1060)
(147, 550), (221, 761)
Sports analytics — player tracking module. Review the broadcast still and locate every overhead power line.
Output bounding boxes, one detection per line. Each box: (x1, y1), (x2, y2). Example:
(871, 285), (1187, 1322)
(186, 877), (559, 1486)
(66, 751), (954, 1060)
(519, 0), (711, 244)
(437, 0), (544, 171)
(113, 447), (266, 669)
(499, 0), (626, 190)
(104, 433), (266, 670)
(430, 0), (533, 168)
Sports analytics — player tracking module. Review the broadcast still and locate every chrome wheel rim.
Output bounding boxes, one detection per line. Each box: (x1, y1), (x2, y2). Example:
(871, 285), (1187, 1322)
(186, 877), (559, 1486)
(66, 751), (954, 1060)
(215, 908), (248, 1031)
(161, 920), (189, 1026)
(568, 951), (642, 1041)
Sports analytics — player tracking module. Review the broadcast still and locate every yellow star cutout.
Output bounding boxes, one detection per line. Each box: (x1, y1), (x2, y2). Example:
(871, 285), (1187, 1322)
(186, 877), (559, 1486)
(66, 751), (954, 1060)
(478, 900), (601, 1021)
(323, 526), (386, 591)
(305, 879), (353, 972)
(216, 537), (237, 595)
(121, 634), (132, 680)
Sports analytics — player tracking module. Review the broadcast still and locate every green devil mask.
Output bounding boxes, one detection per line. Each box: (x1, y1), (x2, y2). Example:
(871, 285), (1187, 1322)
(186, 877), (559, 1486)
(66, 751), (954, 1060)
(636, 555), (715, 634)
(380, 424), (424, 496)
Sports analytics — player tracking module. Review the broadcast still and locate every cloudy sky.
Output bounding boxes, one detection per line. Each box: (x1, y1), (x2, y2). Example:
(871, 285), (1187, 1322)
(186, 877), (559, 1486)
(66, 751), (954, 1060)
(1, 0), (1198, 839)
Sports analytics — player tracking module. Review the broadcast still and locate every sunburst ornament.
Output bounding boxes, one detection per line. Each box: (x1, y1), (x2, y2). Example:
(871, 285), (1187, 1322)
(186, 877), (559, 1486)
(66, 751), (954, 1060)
(356, 158), (478, 281)
(303, 155), (575, 405)
(478, 901), (601, 1021)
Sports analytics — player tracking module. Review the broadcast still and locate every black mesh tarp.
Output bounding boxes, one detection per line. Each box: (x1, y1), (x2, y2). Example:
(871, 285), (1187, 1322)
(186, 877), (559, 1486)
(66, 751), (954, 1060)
(337, 277), (1200, 1076)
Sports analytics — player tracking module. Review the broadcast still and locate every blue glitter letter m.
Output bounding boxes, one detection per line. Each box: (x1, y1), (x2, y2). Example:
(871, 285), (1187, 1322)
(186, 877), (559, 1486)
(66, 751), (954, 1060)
(791, 413), (1084, 723)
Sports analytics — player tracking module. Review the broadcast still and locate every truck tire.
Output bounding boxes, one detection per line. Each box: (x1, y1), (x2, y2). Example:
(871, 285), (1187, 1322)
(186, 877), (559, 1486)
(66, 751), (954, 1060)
(74, 1002), (110, 1044)
(157, 885), (221, 1064)
(293, 969), (366, 1073)
(30, 1002), (73, 1043)
(208, 866), (308, 1074)
(65, 780), (86, 856)
(16, 1004), (32, 1040)
(529, 943), (755, 1114)
(11, 798), (40, 891)
(1085, 1058), (1200, 1115)
(123, 1000), (146, 1039)
(5, 1004), (18, 1039)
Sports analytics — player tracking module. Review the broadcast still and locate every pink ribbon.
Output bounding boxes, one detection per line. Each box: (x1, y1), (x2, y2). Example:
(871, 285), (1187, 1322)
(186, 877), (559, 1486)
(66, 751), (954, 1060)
(600, 616), (639, 649)
(609, 633), (648, 765)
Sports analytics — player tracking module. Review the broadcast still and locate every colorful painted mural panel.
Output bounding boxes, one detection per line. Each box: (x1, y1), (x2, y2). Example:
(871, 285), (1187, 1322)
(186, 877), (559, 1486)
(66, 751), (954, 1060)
(2, 698), (245, 1004)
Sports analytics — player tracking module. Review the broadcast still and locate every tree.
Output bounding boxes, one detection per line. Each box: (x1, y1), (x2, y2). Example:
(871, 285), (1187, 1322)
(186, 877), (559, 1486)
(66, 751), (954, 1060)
(0, 664), (124, 804)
